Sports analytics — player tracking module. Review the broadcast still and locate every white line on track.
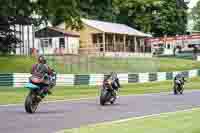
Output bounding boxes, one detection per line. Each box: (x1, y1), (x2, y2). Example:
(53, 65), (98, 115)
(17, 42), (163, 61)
(55, 107), (200, 133)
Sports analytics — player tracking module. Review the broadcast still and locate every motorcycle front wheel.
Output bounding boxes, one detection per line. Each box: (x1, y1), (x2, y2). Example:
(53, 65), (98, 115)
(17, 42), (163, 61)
(179, 85), (184, 94)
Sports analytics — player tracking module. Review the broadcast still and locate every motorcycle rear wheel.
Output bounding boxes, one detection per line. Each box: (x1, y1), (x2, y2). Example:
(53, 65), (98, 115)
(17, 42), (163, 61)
(173, 86), (178, 95)
(100, 89), (111, 106)
(25, 91), (40, 113)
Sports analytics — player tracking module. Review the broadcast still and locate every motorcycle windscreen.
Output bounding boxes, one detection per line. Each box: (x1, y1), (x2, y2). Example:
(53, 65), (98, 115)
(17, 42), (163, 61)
(24, 83), (40, 90)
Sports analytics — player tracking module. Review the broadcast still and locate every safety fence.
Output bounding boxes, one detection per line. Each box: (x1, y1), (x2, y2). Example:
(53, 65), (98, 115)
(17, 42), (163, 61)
(0, 69), (199, 87)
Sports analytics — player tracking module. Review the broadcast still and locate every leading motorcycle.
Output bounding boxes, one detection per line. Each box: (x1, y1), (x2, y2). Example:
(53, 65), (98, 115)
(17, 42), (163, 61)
(100, 73), (120, 106)
(173, 79), (185, 95)
(24, 71), (56, 113)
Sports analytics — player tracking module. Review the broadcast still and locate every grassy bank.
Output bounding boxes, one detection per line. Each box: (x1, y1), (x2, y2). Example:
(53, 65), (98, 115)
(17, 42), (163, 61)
(0, 56), (200, 73)
(0, 55), (36, 73)
(0, 77), (200, 104)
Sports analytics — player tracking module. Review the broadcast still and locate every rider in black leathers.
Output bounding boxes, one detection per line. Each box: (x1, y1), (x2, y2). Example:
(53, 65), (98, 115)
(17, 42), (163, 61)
(174, 73), (186, 89)
(104, 72), (121, 96)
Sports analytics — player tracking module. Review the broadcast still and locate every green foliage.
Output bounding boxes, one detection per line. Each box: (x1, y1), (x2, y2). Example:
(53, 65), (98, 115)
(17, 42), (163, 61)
(0, 0), (33, 16)
(152, 0), (187, 36)
(0, 0), (34, 54)
(0, 0), (188, 44)
(112, 0), (187, 37)
(56, 0), (187, 37)
(0, 0), (83, 54)
(0, 17), (26, 54)
(191, 1), (200, 31)
(35, 0), (82, 30)
(80, 0), (115, 21)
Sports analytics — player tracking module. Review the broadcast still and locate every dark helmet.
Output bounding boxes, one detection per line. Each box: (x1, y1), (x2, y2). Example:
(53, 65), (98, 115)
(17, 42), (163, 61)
(38, 55), (46, 64)
(110, 72), (117, 79)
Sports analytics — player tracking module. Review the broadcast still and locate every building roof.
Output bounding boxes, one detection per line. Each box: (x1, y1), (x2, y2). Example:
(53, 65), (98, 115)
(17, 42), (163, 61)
(50, 27), (80, 36)
(81, 19), (152, 37)
(35, 27), (80, 38)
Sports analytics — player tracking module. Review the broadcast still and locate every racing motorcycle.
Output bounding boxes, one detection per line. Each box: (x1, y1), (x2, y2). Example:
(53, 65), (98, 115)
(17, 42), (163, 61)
(173, 78), (185, 95)
(100, 73), (120, 106)
(24, 71), (56, 113)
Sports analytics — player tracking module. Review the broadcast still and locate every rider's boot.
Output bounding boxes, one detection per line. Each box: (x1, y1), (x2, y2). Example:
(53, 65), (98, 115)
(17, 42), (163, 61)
(47, 90), (52, 95)
(114, 89), (119, 98)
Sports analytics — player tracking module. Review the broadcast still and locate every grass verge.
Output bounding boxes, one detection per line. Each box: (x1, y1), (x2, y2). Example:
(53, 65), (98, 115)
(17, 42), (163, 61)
(63, 108), (200, 133)
(0, 77), (200, 104)
(1, 56), (200, 73)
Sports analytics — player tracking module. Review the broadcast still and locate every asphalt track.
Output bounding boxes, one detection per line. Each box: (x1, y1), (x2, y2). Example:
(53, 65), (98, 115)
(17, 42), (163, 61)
(1, 91), (200, 133)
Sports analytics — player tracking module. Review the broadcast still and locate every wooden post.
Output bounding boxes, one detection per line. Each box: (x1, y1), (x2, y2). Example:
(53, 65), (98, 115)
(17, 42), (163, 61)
(14, 24), (16, 54)
(139, 38), (142, 53)
(20, 25), (23, 55)
(32, 25), (35, 49)
(103, 33), (106, 54)
(27, 25), (30, 56)
(123, 35), (126, 52)
(134, 36), (137, 52)
(128, 36), (131, 52)
(113, 34), (116, 52)
(20, 25), (22, 55)
(96, 34), (99, 51)
(22, 25), (24, 55)
(141, 39), (145, 52)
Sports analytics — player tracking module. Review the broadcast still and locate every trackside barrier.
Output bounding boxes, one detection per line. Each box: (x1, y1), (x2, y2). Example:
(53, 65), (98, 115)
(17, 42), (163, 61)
(0, 69), (198, 87)
(0, 74), (13, 86)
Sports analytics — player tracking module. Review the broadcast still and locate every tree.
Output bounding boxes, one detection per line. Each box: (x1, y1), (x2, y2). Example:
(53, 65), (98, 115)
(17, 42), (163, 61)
(80, 0), (115, 21)
(191, 0), (200, 31)
(0, 0), (83, 54)
(0, 16), (33, 54)
(0, 0), (34, 54)
(0, 0), (189, 54)
(151, 0), (188, 36)
(33, 0), (188, 37)
(112, 0), (187, 37)
(48, 0), (115, 27)
(34, 0), (82, 29)
(113, 0), (164, 33)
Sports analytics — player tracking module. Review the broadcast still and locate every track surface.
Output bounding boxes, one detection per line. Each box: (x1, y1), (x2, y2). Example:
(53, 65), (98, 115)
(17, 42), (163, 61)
(1, 91), (200, 133)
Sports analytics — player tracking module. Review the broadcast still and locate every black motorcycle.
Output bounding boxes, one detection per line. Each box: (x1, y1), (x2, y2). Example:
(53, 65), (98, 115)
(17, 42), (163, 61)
(173, 79), (185, 95)
(24, 71), (56, 113)
(100, 73), (120, 105)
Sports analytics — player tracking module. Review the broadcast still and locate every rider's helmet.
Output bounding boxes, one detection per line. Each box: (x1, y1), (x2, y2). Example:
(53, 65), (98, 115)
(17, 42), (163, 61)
(175, 72), (183, 81)
(177, 72), (183, 77)
(110, 72), (117, 80)
(38, 55), (46, 64)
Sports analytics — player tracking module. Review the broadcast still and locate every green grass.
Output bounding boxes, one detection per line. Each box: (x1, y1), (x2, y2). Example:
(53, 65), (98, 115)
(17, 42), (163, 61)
(50, 56), (200, 73)
(158, 57), (200, 72)
(0, 55), (36, 73)
(1, 55), (200, 73)
(63, 108), (200, 133)
(1, 77), (200, 104)
(59, 57), (159, 73)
